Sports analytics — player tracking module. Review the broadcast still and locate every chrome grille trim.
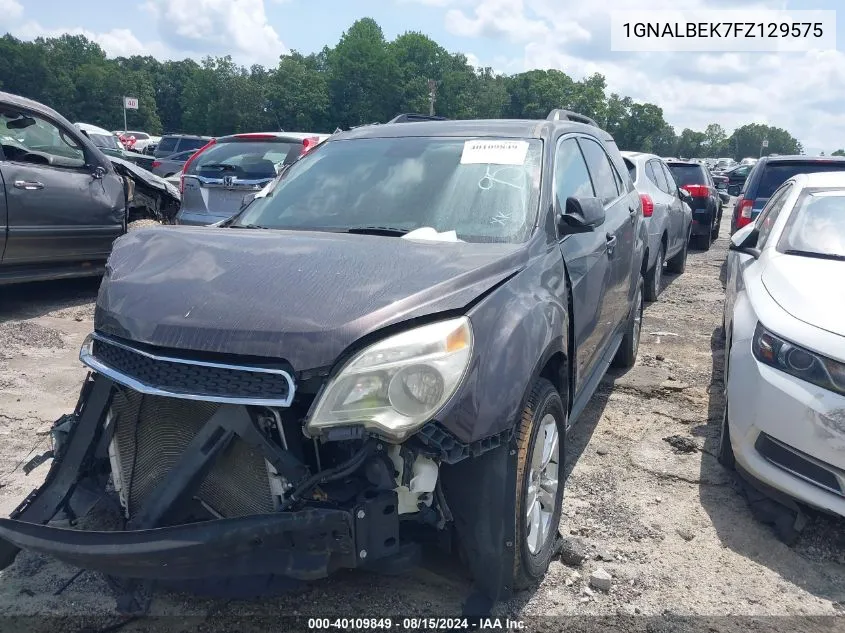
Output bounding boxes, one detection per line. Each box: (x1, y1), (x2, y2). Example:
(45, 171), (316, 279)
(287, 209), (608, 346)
(80, 332), (295, 406)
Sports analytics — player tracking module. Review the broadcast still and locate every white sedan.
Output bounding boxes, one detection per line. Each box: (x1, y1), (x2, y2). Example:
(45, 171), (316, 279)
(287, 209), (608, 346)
(722, 171), (845, 530)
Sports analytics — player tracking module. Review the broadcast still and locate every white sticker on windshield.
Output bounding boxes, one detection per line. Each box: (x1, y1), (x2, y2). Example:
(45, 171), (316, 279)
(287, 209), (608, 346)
(460, 140), (529, 166)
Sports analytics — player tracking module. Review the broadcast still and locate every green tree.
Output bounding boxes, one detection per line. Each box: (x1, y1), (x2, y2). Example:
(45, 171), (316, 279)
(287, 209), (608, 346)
(505, 69), (574, 119)
(727, 123), (802, 160)
(677, 128), (707, 158)
(266, 52), (329, 131)
(327, 18), (401, 128)
(702, 123), (728, 157)
(832, 149), (845, 156)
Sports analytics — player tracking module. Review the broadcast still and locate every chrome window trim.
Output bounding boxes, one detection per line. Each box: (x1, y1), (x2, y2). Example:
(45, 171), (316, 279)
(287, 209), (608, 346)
(80, 332), (295, 407)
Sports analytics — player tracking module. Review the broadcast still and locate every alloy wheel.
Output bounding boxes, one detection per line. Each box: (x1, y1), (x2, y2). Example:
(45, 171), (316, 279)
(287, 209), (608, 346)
(525, 413), (560, 555)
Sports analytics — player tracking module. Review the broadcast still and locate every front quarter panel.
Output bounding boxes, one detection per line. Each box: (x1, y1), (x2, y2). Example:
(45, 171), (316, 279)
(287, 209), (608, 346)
(436, 247), (569, 444)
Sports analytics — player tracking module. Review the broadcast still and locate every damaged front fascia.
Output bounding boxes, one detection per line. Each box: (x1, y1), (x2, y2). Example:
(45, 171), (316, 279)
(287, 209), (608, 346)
(0, 375), (398, 583)
(108, 157), (181, 224)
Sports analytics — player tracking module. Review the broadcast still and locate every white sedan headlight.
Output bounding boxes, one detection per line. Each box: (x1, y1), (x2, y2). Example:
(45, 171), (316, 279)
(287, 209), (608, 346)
(306, 317), (473, 442)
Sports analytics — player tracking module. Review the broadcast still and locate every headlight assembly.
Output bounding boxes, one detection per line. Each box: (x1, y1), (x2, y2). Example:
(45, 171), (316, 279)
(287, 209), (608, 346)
(306, 317), (473, 442)
(752, 322), (845, 397)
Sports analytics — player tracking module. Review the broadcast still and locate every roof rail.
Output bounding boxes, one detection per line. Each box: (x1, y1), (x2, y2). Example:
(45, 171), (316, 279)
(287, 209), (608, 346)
(546, 109), (599, 127)
(387, 113), (449, 124)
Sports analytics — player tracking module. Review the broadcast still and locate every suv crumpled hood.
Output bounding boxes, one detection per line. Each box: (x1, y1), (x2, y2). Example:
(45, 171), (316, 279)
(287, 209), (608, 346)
(95, 227), (526, 372)
(762, 253), (845, 338)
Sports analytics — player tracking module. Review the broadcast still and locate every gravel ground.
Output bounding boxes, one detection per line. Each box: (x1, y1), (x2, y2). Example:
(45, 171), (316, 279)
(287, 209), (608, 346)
(0, 216), (843, 632)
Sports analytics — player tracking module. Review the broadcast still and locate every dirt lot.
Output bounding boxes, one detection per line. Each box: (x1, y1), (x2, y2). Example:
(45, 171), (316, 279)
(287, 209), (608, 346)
(1, 215), (844, 630)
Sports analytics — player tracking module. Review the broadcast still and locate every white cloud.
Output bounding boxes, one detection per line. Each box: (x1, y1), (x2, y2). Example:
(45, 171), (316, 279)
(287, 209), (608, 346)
(16, 21), (171, 59)
(414, 0), (843, 153)
(0, 0), (22, 24)
(142, 0), (287, 66)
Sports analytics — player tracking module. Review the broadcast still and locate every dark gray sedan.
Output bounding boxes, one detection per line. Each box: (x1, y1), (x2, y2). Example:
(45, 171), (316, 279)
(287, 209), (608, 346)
(151, 149), (195, 178)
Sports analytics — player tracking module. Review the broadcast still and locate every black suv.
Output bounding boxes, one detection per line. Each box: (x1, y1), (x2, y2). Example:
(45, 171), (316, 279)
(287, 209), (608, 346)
(0, 111), (646, 606)
(732, 155), (845, 233)
(667, 160), (722, 249)
(153, 133), (213, 159)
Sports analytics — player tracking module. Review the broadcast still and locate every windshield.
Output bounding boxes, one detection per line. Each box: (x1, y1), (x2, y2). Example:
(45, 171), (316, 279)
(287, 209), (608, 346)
(89, 133), (121, 150)
(189, 140), (300, 180)
(778, 190), (845, 259)
(758, 163), (845, 198)
(234, 136), (543, 243)
(667, 164), (706, 186)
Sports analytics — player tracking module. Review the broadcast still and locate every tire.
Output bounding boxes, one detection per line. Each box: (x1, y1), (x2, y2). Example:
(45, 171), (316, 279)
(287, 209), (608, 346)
(612, 274), (643, 369)
(512, 378), (566, 590)
(127, 219), (162, 231)
(695, 218), (713, 250)
(644, 243), (664, 302)
(718, 395), (736, 469)
(666, 228), (689, 275)
(712, 209), (722, 240)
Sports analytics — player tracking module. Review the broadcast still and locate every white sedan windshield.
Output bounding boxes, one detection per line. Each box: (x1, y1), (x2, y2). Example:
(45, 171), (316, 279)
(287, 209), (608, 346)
(780, 190), (845, 259)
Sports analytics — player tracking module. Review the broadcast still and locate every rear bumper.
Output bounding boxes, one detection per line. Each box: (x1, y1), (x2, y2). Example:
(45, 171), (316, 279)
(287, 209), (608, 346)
(0, 510), (357, 581)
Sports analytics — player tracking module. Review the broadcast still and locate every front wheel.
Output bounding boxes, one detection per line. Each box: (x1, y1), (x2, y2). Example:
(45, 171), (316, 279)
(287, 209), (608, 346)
(512, 378), (566, 590)
(612, 274), (644, 369)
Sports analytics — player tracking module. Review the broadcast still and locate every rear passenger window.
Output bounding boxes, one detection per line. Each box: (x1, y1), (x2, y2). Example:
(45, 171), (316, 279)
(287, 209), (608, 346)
(648, 160), (670, 193)
(554, 138), (595, 204)
(578, 138), (620, 204)
(660, 163), (678, 193)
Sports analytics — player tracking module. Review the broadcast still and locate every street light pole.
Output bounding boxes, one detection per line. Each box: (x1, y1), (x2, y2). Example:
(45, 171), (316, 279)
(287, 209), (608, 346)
(427, 79), (437, 116)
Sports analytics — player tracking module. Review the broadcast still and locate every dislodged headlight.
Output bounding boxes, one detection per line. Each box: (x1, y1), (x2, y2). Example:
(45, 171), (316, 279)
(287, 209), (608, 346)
(752, 322), (845, 397)
(306, 317), (473, 442)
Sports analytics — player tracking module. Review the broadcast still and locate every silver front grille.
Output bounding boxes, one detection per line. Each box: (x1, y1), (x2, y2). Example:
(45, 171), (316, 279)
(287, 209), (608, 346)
(81, 332), (295, 407)
(109, 390), (275, 518)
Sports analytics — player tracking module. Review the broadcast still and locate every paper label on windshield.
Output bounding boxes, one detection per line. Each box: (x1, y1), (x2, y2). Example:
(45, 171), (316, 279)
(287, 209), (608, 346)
(460, 140), (529, 165)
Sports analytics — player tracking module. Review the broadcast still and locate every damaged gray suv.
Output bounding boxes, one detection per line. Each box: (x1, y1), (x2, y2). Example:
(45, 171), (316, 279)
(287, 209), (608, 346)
(0, 111), (645, 607)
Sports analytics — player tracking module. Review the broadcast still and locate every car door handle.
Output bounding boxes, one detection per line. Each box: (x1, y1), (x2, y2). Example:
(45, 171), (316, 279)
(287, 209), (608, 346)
(14, 180), (44, 190)
(605, 232), (617, 255)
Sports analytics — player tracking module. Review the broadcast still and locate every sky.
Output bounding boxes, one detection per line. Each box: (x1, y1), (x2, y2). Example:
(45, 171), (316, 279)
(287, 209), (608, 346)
(1, 0), (843, 154)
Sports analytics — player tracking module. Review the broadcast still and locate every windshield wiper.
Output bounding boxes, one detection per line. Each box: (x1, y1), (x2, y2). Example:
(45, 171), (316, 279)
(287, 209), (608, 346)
(784, 249), (845, 261)
(344, 226), (410, 236)
(229, 223), (272, 230)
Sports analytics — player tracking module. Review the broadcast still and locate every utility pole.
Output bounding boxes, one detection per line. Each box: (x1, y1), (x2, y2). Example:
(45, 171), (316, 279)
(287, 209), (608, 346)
(427, 79), (437, 116)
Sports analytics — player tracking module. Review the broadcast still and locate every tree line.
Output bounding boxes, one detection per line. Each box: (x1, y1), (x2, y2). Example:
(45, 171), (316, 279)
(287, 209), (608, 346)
(0, 18), (803, 160)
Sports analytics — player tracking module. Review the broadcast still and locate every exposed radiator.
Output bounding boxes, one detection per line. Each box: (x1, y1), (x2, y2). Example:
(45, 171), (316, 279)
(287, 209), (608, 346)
(109, 390), (275, 519)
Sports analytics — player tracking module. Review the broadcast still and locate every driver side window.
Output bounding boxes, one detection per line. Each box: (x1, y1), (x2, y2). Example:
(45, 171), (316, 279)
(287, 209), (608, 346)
(554, 138), (595, 205)
(0, 110), (86, 168)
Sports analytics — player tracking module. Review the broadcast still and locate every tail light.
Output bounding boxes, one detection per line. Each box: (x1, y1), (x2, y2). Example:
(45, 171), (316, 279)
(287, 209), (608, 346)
(681, 184), (709, 197)
(151, 160), (161, 169)
(639, 193), (654, 217)
(736, 198), (755, 229)
(179, 138), (216, 194)
(300, 136), (321, 157)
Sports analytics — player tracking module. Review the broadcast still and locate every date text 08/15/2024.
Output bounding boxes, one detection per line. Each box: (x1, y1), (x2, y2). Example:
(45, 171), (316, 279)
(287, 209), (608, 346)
(307, 618), (526, 630)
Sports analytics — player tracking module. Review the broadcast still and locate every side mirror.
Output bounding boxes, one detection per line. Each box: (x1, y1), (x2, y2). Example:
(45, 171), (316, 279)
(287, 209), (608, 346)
(678, 188), (693, 204)
(556, 196), (606, 234)
(729, 224), (760, 258)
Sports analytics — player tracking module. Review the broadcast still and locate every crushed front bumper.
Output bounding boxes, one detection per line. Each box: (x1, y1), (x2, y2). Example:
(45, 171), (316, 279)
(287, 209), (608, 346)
(0, 373), (401, 583)
(0, 510), (355, 581)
